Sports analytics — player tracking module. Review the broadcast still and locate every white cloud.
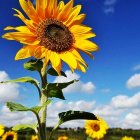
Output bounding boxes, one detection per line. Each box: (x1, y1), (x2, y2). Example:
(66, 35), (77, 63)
(119, 109), (140, 129)
(133, 64), (140, 71)
(0, 105), (36, 127)
(0, 71), (19, 102)
(126, 73), (140, 89)
(111, 92), (140, 108)
(54, 70), (96, 94)
(103, 0), (118, 14)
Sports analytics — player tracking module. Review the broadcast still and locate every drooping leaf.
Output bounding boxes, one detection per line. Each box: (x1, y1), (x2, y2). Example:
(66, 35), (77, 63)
(58, 110), (97, 125)
(0, 77), (39, 87)
(47, 79), (78, 90)
(46, 84), (65, 100)
(12, 124), (37, 132)
(7, 102), (29, 112)
(47, 68), (67, 77)
(7, 100), (52, 114)
(24, 59), (43, 72)
(0, 77), (40, 95)
(48, 110), (97, 140)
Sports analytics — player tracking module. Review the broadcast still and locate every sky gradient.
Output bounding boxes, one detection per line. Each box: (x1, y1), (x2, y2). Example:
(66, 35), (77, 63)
(0, 0), (140, 129)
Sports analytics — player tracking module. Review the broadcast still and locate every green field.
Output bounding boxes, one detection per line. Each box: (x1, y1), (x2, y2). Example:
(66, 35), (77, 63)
(13, 128), (140, 140)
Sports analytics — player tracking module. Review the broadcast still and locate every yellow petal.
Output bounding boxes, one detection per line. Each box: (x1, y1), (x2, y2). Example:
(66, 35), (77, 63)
(13, 8), (36, 31)
(64, 5), (81, 25)
(77, 63), (86, 73)
(60, 51), (77, 69)
(15, 45), (37, 60)
(57, 1), (65, 13)
(36, 0), (47, 18)
(71, 49), (88, 67)
(53, 61), (62, 75)
(68, 14), (86, 27)
(75, 40), (99, 52)
(2, 32), (39, 45)
(34, 46), (46, 59)
(19, 0), (39, 23)
(70, 25), (92, 35)
(4, 26), (33, 34)
(50, 51), (61, 68)
(57, 0), (73, 21)
(74, 31), (96, 40)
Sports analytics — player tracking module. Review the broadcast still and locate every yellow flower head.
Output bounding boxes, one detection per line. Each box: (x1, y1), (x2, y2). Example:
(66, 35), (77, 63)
(2, 0), (98, 74)
(121, 136), (135, 140)
(1, 131), (18, 140)
(85, 117), (109, 140)
(58, 136), (68, 140)
(0, 124), (5, 136)
(31, 135), (39, 140)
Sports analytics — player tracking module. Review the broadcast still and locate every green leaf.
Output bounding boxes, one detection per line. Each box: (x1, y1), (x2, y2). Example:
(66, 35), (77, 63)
(58, 110), (97, 125)
(7, 102), (29, 112)
(48, 110), (97, 140)
(7, 100), (52, 114)
(47, 68), (67, 77)
(0, 77), (39, 87)
(0, 77), (40, 96)
(24, 59), (43, 72)
(47, 84), (65, 100)
(47, 79), (78, 90)
(12, 124), (37, 132)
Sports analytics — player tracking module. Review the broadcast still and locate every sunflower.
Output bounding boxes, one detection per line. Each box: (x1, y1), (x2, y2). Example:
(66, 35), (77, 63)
(121, 136), (135, 140)
(2, 0), (98, 74)
(1, 131), (18, 140)
(0, 124), (5, 137)
(58, 136), (68, 140)
(31, 135), (39, 140)
(85, 117), (109, 140)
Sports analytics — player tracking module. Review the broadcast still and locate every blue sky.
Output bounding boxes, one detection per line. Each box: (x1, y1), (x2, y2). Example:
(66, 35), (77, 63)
(0, 0), (140, 129)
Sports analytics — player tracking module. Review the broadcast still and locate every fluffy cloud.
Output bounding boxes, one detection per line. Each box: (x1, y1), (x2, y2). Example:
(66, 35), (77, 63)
(0, 105), (36, 127)
(103, 0), (118, 14)
(0, 71), (19, 102)
(54, 71), (96, 94)
(126, 73), (140, 89)
(133, 64), (140, 71)
(111, 92), (140, 108)
(119, 109), (140, 129)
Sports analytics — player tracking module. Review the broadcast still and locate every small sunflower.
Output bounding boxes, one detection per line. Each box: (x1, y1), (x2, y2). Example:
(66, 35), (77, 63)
(2, 0), (98, 74)
(58, 136), (68, 140)
(121, 136), (135, 140)
(31, 135), (39, 140)
(85, 117), (109, 140)
(1, 131), (18, 140)
(0, 124), (5, 137)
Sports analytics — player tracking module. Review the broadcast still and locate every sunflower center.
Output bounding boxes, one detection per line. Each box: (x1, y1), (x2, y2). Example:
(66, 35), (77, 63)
(6, 135), (14, 140)
(36, 18), (73, 52)
(92, 124), (100, 132)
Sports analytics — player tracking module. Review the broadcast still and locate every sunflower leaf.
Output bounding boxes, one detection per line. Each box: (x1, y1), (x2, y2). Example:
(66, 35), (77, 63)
(47, 68), (67, 77)
(0, 76), (39, 87)
(47, 79), (78, 90)
(0, 77), (40, 95)
(7, 100), (52, 114)
(12, 124), (37, 132)
(46, 84), (65, 100)
(24, 59), (43, 72)
(58, 110), (97, 125)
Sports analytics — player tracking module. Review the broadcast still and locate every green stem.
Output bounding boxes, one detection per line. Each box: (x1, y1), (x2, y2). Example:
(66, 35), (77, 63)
(40, 65), (47, 140)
